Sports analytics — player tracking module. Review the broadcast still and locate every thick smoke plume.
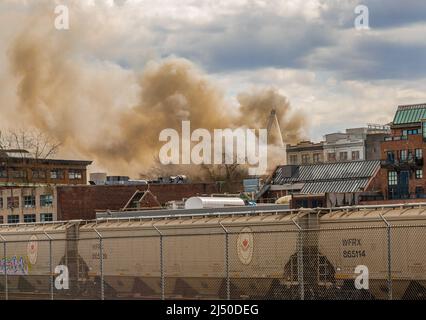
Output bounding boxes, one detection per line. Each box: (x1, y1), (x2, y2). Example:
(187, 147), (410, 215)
(4, 1), (306, 178)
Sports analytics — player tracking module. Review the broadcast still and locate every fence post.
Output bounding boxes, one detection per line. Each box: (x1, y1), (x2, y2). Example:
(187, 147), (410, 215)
(0, 235), (7, 301)
(380, 214), (392, 300)
(292, 218), (304, 300)
(154, 225), (165, 300)
(94, 228), (104, 300)
(44, 232), (54, 300)
(220, 222), (230, 300)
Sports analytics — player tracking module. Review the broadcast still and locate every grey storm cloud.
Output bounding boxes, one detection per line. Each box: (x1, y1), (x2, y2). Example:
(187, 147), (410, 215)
(357, 0), (426, 29)
(154, 13), (336, 73)
(343, 40), (426, 80)
(319, 0), (426, 29)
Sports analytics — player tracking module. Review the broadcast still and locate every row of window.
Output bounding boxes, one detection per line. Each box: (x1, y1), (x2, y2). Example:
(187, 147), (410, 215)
(0, 195), (53, 209)
(402, 129), (420, 136)
(289, 153), (323, 164)
(0, 213), (53, 224)
(290, 151), (361, 164)
(388, 170), (423, 185)
(0, 169), (83, 180)
(386, 149), (423, 162)
(328, 151), (360, 162)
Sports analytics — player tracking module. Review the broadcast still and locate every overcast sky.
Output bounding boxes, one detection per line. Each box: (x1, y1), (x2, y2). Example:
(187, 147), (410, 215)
(1, 0), (426, 142)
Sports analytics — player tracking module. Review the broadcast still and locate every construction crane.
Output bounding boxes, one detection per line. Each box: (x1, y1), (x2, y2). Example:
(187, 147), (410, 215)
(266, 109), (284, 147)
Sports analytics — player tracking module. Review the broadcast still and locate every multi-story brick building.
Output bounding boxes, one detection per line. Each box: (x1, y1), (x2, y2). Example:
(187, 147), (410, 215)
(379, 103), (426, 200)
(0, 149), (92, 223)
(0, 149), (92, 186)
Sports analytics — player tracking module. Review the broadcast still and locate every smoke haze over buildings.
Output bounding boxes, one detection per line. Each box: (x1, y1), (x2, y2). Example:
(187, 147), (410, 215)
(2, 1), (306, 177)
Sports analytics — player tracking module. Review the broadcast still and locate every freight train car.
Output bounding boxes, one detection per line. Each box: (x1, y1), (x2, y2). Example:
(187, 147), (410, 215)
(0, 221), (72, 299)
(2, 203), (426, 300)
(77, 210), (311, 299)
(318, 204), (426, 299)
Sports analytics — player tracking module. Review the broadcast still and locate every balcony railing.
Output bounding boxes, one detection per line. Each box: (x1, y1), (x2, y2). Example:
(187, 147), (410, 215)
(381, 157), (423, 168)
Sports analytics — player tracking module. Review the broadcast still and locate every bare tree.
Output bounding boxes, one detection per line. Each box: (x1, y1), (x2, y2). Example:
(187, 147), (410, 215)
(0, 129), (61, 160)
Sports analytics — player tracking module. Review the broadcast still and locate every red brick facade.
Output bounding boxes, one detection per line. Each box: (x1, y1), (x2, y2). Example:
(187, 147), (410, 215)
(56, 183), (219, 220)
(379, 125), (425, 200)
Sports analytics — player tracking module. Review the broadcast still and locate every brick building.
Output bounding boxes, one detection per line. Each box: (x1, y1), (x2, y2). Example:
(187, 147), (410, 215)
(55, 183), (219, 220)
(0, 150), (92, 186)
(378, 103), (426, 200)
(0, 183), (219, 223)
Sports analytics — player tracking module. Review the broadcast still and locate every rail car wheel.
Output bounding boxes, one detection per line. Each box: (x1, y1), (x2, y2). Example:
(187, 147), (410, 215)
(402, 281), (426, 300)
(331, 281), (375, 300)
(268, 280), (298, 300)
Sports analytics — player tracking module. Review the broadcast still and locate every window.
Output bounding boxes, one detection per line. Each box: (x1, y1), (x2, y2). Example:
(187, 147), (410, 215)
(0, 216), (3, 224)
(301, 154), (310, 164)
(50, 170), (64, 180)
(387, 151), (395, 163)
(11, 170), (26, 179)
(40, 195), (53, 207)
(403, 129), (419, 136)
(23, 195), (36, 208)
(7, 197), (19, 209)
(7, 215), (20, 224)
(416, 170), (423, 179)
(40, 213), (53, 222)
(352, 151), (360, 160)
(313, 153), (321, 163)
(289, 155), (298, 165)
(32, 170), (46, 179)
(0, 168), (6, 178)
(400, 150), (408, 161)
(423, 121), (426, 140)
(416, 149), (423, 159)
(327, 153), (336, 162)
(388, 171), (398, 185)
(339, 152), (348, 161)
(69, 170), (83, 180)
(0, 197), (2, 209)
(24, 214), (36, 223)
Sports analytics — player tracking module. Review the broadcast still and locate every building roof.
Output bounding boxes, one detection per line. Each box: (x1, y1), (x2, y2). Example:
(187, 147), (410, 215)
(300, 179), (371, 193)
(271, 160), (381, 193)
(0, 156), (92, 166)
(393, 103), (426, 125)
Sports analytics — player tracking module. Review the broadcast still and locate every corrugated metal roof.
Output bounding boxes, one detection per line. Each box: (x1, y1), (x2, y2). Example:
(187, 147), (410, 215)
(273, 160), (381, 185)
(300, 179), (370, 193)
(393, 103), (426, 125)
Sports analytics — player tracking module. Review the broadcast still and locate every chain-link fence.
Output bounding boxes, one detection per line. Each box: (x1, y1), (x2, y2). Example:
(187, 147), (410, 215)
(1, 220), (426, 300)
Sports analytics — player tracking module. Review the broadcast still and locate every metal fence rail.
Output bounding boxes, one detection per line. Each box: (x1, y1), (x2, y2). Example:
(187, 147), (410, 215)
(0, 223), (426, 300)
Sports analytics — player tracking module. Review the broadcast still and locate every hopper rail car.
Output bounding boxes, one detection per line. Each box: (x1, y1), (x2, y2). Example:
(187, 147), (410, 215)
(1, 203), (426, 300)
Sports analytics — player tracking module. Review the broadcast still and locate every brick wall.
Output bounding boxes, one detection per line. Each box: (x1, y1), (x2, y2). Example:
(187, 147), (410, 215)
(380, 131), (425, 197)
(56, 183), (219, 220)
